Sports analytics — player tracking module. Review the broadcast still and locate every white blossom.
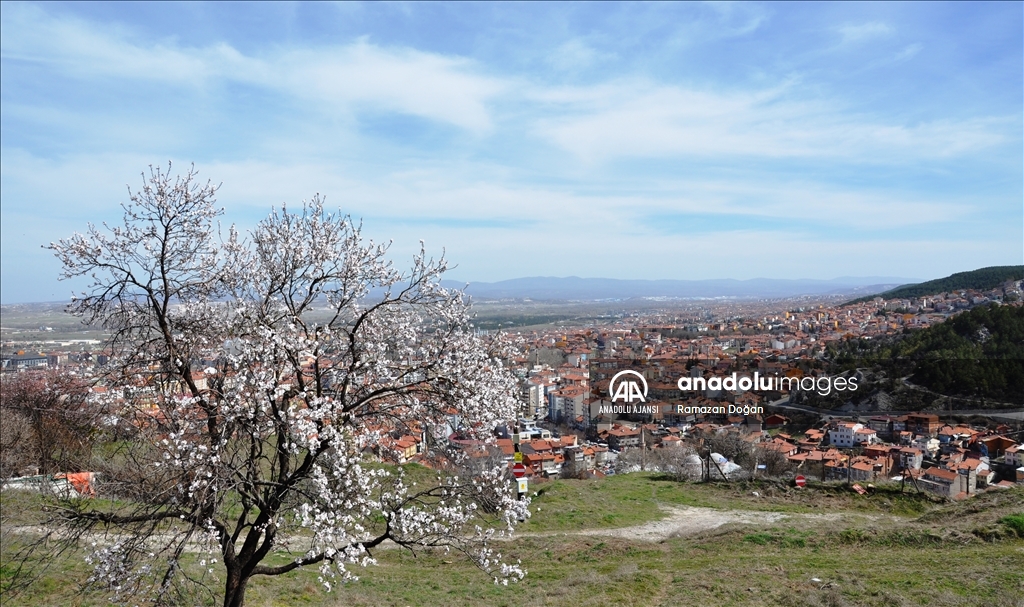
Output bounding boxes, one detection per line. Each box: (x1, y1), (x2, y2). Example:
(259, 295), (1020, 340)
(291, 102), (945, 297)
(46, 164), (528, 606)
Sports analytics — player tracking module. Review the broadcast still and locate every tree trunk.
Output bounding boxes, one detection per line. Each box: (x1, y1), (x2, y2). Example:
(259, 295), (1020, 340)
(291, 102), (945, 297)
(31, 410), (47, 474)
(223, 569), (249, 607)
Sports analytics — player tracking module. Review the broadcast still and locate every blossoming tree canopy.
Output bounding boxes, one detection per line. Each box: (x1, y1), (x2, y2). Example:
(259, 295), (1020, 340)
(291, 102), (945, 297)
(45, 164), (528, 607)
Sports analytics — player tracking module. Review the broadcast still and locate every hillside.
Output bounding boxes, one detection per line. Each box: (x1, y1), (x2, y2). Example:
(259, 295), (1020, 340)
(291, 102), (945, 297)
(811, 303), (1024, 409)
(845, 265), (1024, 305)
(4, 476), (1021, 607)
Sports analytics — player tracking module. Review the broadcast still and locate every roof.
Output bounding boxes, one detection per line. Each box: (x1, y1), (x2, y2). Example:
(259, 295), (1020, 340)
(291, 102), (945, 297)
(924, 467), (958, 481)
(607, 427), (640, 437)
(495, 439), (515, 456)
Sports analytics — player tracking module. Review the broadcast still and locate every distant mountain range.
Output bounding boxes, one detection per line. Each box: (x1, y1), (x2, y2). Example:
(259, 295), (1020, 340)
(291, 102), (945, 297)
(439, 276), (919, 301)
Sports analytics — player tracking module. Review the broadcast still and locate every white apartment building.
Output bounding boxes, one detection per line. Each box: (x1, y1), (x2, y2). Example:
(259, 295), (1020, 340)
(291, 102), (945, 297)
(828, 422), (877, 448)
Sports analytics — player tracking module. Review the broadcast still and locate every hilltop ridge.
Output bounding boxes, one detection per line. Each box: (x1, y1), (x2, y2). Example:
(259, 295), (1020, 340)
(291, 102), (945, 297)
(845, 266), (1024, 305)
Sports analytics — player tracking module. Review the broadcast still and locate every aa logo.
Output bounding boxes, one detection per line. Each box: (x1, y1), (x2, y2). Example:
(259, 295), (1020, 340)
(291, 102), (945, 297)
(609, 370), (648, 403)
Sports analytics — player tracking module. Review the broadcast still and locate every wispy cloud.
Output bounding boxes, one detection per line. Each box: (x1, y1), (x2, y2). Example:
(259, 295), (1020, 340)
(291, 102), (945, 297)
(893, 43), (923, 62)
(531, 81), (1010, 162)
(546, 39), (615, 72)
(2, 4), (1010, 161)
(1, 2), (1020, 302)
(837, 22), (894, 44)
(1, 5), (506, 133)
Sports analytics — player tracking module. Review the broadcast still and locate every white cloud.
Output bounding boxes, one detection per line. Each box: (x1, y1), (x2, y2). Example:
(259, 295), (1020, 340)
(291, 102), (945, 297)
(2, 148), (1018, 301)
(702, 2), (767, 37)
(2, 5), (1009, 161)
(0, 5), (506, 133)
(2, 4), (1019, 302)
(893, 43), (923, 62)
(0, 148), (976, 245)
(838, 22), (894, 43)
(661, 2), (768, 48)
(531, 80), (1011, 162)
(271, 43), (505, 132)
(547, 39), (613, 72)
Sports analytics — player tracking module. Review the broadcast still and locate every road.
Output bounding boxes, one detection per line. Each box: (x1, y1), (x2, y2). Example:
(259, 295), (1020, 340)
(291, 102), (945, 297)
(764, 397), (1024, 421)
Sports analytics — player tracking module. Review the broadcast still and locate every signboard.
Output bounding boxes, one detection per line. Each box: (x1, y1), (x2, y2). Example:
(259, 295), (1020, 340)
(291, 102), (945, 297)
(511, 463), (527, 478)
(517, 478), (528, 494)
(795, 475), (806, 487)
(513, 451), (523, 463)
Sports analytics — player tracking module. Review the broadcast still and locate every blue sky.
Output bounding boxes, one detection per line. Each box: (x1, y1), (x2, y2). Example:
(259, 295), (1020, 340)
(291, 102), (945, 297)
(1, 1), (1021, 303)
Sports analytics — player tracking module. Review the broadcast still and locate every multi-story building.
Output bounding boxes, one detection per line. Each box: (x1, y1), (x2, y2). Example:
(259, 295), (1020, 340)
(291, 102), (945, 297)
(828, 422), (877, 448)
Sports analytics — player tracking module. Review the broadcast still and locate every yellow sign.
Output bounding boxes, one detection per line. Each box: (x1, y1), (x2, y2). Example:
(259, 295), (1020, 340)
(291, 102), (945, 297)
(513, 451), (523, 463)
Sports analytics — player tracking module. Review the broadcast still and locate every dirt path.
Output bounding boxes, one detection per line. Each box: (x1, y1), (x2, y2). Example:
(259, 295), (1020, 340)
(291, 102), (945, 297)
(6, 505), (887, 549)
(565, 505), (845, 542)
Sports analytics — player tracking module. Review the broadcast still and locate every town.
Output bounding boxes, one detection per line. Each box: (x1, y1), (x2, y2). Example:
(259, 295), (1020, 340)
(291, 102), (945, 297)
(3, 279), (1022, 502)
(502, 279), (1024, 499)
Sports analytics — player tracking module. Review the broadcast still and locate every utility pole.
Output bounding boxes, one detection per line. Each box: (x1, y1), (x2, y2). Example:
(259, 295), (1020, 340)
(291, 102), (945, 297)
(699, 438), (710, 482)
(641, 426), (647, 472)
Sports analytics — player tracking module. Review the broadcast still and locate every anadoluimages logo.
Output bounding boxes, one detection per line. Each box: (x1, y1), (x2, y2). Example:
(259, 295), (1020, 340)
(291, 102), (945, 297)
(609, 370), (648, 403)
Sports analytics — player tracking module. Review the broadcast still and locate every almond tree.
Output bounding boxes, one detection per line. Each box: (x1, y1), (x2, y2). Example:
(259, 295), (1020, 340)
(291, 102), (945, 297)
(42, 164), (527, 607)
(0, 370), (95, 479)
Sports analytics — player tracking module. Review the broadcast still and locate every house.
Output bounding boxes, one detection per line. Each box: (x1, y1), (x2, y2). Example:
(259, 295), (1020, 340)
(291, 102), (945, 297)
(854, 426), (878, 445)
(918, 466), (977, 499)
(606, 425), (641, 450)
(563, 445), (597, 475)
(523, 450), (563, 476)
(867, 416), (900, 439)
(862, 444), (893, 460)
(898, 447), (923, 471)
(550, 385), (587, 423)
(828, 422), (876, 448)
(911, 435), (940, 457)
(380, 434), (422, 463)
(495, 439), (515, 460)
(591, 444), (612, 467)
(937, 425), (978, 452)
(1003, 444), (1023, 468)
(660, 435), (683, 449)
(803, 429), (825, 445)
(905, 414), (940, 437)
(849, 460), (876, 482)
(515, 419), (552, 442)
(763, 438), (798, 457)
(824, 455), (891, 482)
(958, 459), (993, 487)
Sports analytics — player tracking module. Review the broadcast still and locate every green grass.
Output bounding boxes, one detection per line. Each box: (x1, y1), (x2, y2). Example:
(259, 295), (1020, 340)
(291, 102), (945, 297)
(1000, 512), (1024, 536)
(742, 527), (812, 548)
(4, 479), (1023, 607)
(9, 528), (1024, 601)
(5, 529), (1021, 606)
(523, 473), (939, 532)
